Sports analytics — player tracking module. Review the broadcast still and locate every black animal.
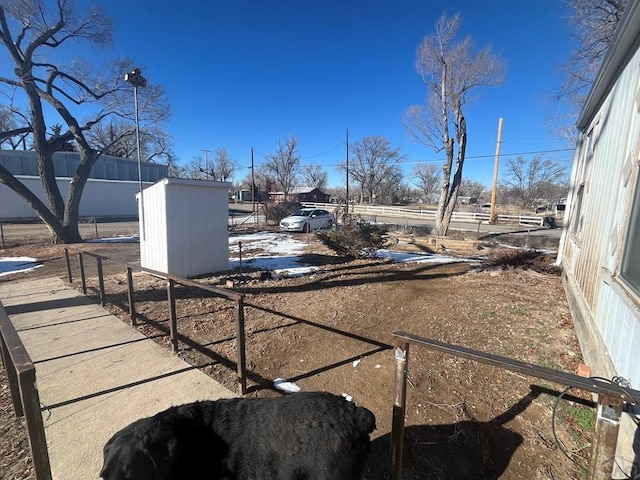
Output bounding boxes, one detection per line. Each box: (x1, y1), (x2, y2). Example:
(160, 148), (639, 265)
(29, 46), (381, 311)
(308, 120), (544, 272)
(100, 391), (376, 480)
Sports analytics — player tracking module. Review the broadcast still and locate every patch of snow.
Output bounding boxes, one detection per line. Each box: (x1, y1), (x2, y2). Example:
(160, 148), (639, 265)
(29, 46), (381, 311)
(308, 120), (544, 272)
(86, 235), (139, 243)
(372, 249), (479, 264)
(0, 257), (43, 277)
(229, 232), (307, 255)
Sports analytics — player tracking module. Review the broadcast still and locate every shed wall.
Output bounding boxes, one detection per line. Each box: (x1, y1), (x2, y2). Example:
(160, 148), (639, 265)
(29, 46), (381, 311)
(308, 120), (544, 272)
(139, 179), (230, 277)
(139, 182), (168, 274)
(165, 182), (229, 276)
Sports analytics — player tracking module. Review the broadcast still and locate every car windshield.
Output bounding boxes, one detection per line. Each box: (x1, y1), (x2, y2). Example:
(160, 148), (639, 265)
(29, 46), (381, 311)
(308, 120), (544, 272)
(291, 209), (312, 217)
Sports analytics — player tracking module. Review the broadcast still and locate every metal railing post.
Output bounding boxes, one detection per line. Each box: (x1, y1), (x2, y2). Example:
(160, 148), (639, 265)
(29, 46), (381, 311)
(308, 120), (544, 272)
(235, 296), (247, 395)
(390, 341), (409, 480)
(167, 279), (178, 353)
(96, 257), (105, 306)
(0, 331), (23, 416)
(78, 252), (87, 294)
(126, 266), (136, 326)
(64, 248), (72, 283)
(20, 368), (52, 480)
(587, 393), (624, 480)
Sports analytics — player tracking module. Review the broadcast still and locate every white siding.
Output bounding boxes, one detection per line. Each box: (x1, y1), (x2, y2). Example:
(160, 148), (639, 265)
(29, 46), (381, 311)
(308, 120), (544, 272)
(0, 176), (151, 220)
(140, 178), (230, 278)
(139, 181), (168, 274)
(561, 3), (640, 391)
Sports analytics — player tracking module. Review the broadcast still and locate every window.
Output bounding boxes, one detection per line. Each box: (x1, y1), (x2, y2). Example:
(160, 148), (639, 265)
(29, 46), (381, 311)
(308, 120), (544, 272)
(620, 171), (640, 296)
(571, 126), (597, 235)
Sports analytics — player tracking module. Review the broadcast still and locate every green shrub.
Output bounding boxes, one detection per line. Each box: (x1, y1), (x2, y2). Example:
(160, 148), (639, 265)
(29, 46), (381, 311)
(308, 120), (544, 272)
(316, 216), (388, 259)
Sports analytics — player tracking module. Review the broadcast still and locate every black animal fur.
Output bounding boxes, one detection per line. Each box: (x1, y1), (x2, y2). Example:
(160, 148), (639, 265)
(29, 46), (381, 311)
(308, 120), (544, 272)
(100, 391), (376, 480)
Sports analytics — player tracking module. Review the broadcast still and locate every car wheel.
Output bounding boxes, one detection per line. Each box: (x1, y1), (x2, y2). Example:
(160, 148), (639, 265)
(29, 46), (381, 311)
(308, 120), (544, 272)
(303, 222), (311, 233)
(326, 219), (333, 229)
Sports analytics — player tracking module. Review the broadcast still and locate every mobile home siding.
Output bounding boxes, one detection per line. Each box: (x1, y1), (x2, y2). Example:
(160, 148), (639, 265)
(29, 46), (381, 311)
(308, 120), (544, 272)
(561, 0), (640, 396)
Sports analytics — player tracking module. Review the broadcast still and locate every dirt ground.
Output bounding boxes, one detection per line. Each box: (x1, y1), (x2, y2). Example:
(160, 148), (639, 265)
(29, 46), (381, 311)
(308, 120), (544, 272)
(1, 227), (597, 480)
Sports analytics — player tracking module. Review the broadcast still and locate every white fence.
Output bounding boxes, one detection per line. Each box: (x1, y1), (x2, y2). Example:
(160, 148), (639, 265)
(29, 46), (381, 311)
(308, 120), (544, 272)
(300, 203), (544, 227)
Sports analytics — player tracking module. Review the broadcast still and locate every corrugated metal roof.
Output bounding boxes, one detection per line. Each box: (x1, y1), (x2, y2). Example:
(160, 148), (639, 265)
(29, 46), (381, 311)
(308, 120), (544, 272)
(0, 150), (168, 182)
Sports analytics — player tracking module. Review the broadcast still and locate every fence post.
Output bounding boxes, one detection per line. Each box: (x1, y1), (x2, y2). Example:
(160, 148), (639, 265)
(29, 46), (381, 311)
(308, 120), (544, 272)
(126, 266), (136, 326)
(64, 248), (72, 283)
(1, 223), (4, 248)
(19, 369), (52, 480)
(96, 257), (105, 307)
(235, 296), (247, 395)
(390, 341), (409, 480)
(78, 252), (87, 294)
(587, 393), (624, 480)
(167, 280), (178, 353)
(93, 218), (98, 239)
(0, 333), (23, 416)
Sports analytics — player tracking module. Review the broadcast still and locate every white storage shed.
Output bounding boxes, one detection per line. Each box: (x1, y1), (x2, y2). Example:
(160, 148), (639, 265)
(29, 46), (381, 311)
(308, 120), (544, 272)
(138, 178), (231, 277)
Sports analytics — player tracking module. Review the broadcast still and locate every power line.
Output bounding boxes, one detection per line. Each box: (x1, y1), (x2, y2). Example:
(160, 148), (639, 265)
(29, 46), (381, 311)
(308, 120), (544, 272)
(241, 147), (574, 170)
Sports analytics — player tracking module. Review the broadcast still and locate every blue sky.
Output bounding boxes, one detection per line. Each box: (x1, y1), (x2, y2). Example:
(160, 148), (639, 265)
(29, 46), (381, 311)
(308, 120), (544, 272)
(101, 0), (576, 188)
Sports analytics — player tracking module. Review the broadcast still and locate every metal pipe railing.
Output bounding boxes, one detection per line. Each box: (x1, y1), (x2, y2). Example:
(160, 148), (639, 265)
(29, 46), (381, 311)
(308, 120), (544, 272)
(390, 331), (640, 480)
(0, 301), (52, 480)
(64, 247), (248, 395)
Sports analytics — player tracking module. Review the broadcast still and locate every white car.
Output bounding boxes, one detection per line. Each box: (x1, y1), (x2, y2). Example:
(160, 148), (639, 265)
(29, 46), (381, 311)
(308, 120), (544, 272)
(279, 208), (335, 232)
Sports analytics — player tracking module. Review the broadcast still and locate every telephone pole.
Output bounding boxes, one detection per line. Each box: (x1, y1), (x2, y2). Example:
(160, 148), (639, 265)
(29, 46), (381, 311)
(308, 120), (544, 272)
(201, 149), (212, 180)
(489, 118), (503, 224)
(346, 128), (349, 213)
(251, 147), (256, 215)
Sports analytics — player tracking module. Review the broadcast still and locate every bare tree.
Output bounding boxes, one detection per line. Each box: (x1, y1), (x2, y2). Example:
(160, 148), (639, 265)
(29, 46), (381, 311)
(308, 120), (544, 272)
(502, 155), (568, 209)
(458, 178), (486, 199)
(376, 167), (406, 204)
(86, 119), (176, 167)
(561, 0), (627, 100)
(301, 164), (328, 189)
(263, 136), (300, 196)
(412, 163), (441, 203)
(252, 163), (277, 197)
(184, 156), (206, 179)
(403, 13), (504, 235)
(339, 135), (404, 204)
(211, 147), (237, 182)
(0, 1), (170, 243)
(549, 0), (628, 143)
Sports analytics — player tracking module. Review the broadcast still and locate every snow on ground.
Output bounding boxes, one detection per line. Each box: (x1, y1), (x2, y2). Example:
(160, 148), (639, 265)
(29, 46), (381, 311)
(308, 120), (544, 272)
(86, 235), (140, 243)
(0, 257), (43, 277)
(1, 232), (477, 278)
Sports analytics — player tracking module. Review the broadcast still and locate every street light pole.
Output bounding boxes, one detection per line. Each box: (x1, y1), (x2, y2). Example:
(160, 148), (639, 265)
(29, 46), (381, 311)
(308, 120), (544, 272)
(124, 68), (147, 240)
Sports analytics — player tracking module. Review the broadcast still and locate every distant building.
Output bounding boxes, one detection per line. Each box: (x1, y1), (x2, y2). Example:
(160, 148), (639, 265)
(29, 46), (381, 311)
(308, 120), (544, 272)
(268, 186), (330, 203)
(0, 150), (168, 220)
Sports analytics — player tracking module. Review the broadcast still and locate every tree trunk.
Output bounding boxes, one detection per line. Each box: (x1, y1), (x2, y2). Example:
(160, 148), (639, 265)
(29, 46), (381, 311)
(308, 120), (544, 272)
(0, 164), (68, 241)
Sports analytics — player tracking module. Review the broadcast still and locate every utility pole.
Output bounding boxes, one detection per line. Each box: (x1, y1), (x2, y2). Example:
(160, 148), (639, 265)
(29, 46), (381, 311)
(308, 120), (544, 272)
(202, 149), (212, 180)
(346, 128), (349, 213)
(251, 147), (255, 215)
(489, 118), (503, 224)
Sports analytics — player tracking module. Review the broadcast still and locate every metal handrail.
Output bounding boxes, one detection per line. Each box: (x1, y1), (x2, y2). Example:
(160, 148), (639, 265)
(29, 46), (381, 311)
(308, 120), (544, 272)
(0, 301), (52, 480)
(63, 247), (247, 395)
(390, 331), (639, 480)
